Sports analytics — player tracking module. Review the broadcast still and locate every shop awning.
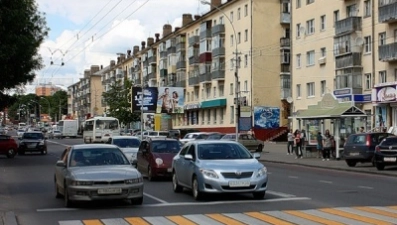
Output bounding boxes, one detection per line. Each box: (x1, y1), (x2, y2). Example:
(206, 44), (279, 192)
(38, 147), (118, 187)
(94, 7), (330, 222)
(294, 102), (366, 119)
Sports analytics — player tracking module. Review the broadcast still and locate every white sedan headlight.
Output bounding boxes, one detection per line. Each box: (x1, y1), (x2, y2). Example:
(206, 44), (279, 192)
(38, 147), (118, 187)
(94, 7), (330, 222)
(257, 167), (267, 177)
(155, 158), (163, 166)
(200, 169), (219, 179)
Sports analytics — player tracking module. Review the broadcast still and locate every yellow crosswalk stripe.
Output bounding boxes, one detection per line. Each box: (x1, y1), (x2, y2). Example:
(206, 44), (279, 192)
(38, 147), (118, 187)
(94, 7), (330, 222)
(284, 210), (344, 225)
(82, 220), (103, 225)
(388, 206), (397, 210)
(166, 216), (197, 225)
(354, 206), (397, 218)
(206, 213), (246, 225)
(124, 217), (150, 225)
(245, 212), (294, 225)
(320, 208), (393, 225)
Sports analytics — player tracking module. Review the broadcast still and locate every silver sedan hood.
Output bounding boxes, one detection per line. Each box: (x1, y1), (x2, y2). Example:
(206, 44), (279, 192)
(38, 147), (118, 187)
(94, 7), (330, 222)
(69, 165), (140, 180)
(199, 159), (263, 170)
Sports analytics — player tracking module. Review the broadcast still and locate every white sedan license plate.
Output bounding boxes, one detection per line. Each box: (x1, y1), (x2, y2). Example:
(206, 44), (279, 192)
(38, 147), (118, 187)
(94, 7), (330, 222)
(229, 180), (250, 187)
(384, 157), (397, 162)
(349, 152), (359, 156)
(98, 188), (122, 194)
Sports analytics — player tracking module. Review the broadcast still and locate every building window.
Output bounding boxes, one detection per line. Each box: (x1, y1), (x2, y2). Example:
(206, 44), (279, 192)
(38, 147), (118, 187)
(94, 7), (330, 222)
(306, 50), (315, 66)
(320, 47), (326, 57)
(296, 84), (301, 98)
(230, 11), (234, 22)
(206, 85), (211, 99)
(244, 54), (248, 67)
(365, 73), (372, 90)
(379, 32), (386, 46)
(230, 59), (234, 70)
(306, 82), (315, 97)
(244, 4), (248, 17)
(244, 29), (248, 42)
(320, 15), (326, 31)
(296, 54), (301, 68)
(213, 109), (217, 124)
(320, 80), (326, 95)
(237, 32), (241, 44)
(230, 35), (234, 46)
(347, 4), (357, 17)
(244, 80), (248, 91)
(219, 16), (224, 24)
(296, 23), (301, 37)
(364, 36), (372, 53)
(220, 108), (224, 124)
(230, 83), (234, 95)
(333, 10), (339, 25)
(213, 87), (217, 98)
(296, 0), (301, 8)
(201, 88), (205, 99)
(187, 92), (190, 102)
(201, 110), (205, 125)
(237, 8), (241, 20)
(364, 0), (371, 17)
(207, 110), (211, 124)
(307, 0), (314, 4)
(394, 29), (397, 42)
(379, 71), (387, 83)
(306, 19), (315, 35)
(219, 84), (224, 96)
(230, 106), (234, 123)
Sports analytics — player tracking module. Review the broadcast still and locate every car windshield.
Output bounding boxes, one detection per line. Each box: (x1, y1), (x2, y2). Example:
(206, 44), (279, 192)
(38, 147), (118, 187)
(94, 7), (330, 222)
(23, 133), (43, 140)
(381, 138), (397, 146)
(151, 141), (180, 153)
(69, 148), (129, 167)
(113, 138), (140, 148)
(198, 143), (252, 160)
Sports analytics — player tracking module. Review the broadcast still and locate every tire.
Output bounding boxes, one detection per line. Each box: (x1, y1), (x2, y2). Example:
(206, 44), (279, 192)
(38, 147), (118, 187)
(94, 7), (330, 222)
(376, 162), (385, 171)
(64, 185), (74, 208)
(172, 171), (183, 193)
(147, 166), (154, 181)
(345, 160), (356, 167)
(256, 144), (263, 153)
(253, 191), (266, 199)
(130, 197), (143, 205)
(6, 149), (16, 158)
(192, 177), (203, 200)
(55, 177), (62, 199)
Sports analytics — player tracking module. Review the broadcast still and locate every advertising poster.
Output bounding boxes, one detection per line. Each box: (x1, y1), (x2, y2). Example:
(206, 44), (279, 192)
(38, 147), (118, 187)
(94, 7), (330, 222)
(157, 87), (184, 114)
(143, 113), (154, 131)
(376, 106), (387, 128)
(239, 117), (252, 131)
(306, 120), (320, 145)
(132, 87), (158, 113)
(253, 106), (280, 129)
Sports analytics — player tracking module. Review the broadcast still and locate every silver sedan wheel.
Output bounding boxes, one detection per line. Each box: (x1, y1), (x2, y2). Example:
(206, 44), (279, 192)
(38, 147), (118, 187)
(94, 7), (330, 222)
(172, 172), (183, 193)
(192, 177), (203, 200)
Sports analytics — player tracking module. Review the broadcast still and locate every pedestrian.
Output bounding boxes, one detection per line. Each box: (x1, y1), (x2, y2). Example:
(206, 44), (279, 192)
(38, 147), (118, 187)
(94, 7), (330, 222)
(247, 128), (255, 138)
(316, 131), (323, 159)
(294, 129), (303, 159)
(322, 129), (333, 161)
(300, 129), (307, 153)
(359, 126), (365, 133)
(287, 129), (294, 155)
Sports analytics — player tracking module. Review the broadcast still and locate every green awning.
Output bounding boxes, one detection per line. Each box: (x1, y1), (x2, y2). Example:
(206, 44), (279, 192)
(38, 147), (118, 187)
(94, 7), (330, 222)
(201, 98), (227, 108)
(295, 102), (366, 119)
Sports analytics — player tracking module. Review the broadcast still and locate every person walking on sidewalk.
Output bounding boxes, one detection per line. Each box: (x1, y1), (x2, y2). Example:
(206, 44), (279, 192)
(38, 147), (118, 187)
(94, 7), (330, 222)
(287, 129), (294, 155)
(316, 131), (323, 159)
(294, 129), (303, 159)
(322, 129), (332, 161)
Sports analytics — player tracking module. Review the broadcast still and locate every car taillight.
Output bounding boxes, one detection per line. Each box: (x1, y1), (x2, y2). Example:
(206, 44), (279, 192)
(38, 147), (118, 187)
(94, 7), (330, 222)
(366, 135), (371, 146)
(375, 146), (380, 152)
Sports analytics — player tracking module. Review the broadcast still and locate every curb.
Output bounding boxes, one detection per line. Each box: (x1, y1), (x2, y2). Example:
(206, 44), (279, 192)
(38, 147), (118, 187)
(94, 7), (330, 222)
(4, 212), (17, 225)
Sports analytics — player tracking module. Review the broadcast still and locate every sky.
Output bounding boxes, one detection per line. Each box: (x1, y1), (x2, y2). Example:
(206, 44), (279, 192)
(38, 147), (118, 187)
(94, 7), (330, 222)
(26, 0), (214, 93)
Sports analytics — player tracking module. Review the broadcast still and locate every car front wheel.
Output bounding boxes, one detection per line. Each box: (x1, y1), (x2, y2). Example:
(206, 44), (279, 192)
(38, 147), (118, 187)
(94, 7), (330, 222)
(345, 160), (356, 167)
(375, 162), (385, 171)
(172, 171), (183, 193)
(6, 149), (16, 158)
(64, 185), (74, 208)
(192, 177), (203, 200)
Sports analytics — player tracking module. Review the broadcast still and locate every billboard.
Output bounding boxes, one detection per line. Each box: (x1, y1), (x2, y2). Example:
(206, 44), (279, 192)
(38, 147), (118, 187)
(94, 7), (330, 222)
(132, 87), (159, 113)
(143, 113), (154, 131)
(253, 106), (280, 129)
(156, 87), (184, 114)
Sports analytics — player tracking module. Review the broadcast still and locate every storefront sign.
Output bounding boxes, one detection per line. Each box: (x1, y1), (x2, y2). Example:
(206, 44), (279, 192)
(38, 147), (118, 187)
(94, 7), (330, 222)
(372, 85), (397, 103)
(183, 103), (201, 110)
(333, 88), (352, 96)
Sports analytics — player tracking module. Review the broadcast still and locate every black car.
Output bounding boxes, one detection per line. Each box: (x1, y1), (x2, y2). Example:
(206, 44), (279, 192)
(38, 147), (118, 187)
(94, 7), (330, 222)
(374, 136), (397, 170)
(18, 131), (48, 155)
(343, 132), (393, 167)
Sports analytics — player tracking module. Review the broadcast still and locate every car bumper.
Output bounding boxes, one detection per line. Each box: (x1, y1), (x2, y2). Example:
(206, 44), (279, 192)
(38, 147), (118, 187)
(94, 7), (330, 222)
(374, 154), (397, 165)
(198, 175), (268, 194)
(18, 145), (46, 151)
(67, 183), (144, 201)
(152, 166), (173, 177)
(343, 151), (373, 161)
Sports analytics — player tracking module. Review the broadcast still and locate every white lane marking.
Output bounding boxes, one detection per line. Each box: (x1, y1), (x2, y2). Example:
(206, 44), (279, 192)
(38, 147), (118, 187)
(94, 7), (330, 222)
(288, 176), (299, 179)
(144, 192), (168, 203)
(358, 186), (373, 190)
(37, 197), (311, 212)
(47, 140), (69, 147)
(267, 190), (296, 198)
(59, 221), (84, 225)
(319, 180), (333, 184)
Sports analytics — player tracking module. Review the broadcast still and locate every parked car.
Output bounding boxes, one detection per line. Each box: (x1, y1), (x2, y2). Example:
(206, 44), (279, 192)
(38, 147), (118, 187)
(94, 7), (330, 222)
(107, 136), (141, 166)
(221, 133), (264, 152)
(343, 132), (393, 167)
(374, 136), (397, 170)
(136, 137), (181, 181)
(18, 131), (48, 155)
(54, 144), (144, 207)
(0, 135), (18, 158)
(179, 132), (208, 144)
(17, 129), (25, 137)
(147, 131), (169, 138)
(172, 140), (267, 200)
(48, 130), (62, 139)
(205, 132), (225, 140)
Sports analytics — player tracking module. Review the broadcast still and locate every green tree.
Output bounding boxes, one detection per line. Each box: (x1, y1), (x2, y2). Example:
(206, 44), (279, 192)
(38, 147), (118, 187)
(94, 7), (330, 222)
(0, 0), (49, 93)
(103, 78), (140, 126)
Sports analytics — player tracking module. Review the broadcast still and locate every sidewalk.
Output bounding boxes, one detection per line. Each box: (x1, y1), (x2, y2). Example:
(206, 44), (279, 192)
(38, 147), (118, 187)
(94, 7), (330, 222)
(259, 142), (397, 177)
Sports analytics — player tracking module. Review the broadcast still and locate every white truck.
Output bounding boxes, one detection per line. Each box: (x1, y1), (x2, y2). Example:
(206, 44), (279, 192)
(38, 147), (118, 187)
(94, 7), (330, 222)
(57, 120), (78, 138)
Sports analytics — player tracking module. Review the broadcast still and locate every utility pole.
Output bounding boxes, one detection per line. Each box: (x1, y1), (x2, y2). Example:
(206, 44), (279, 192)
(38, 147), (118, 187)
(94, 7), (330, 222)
(58, 99), (62, 122)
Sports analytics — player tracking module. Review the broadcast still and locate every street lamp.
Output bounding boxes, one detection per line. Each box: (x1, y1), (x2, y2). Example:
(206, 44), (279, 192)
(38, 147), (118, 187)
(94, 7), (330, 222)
(200, 0), (240, 142)
(40, 97), (51, 122)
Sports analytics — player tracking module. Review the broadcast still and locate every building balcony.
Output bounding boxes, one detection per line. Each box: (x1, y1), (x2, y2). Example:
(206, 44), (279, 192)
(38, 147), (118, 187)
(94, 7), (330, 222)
(176, 41), (186, 52)
(199, 52), (212, 63)
(211, 69), (225, 80)
(189, 56), (200, 65)
(148, 56), (157, 65)
(280, 73), (291, 100)
(188, 76), (199, 86)
(160, 69), (168, 77)
(379, 42), (397, 62)
(199, 73), (211, 83)
(280, 38), (290, 48)
(168, 65), (176, 74)
(334, 16), (362, 37)
(134, 78), (142, 85)
(188, 35), (200, 46)
(335, 52), (362, 69)
(160, 50), (167, 59)
(176, 60), (186, 69)
(280, 88), (291, 100)
(212, 47), (225, 58)
(281, 64), (290, 73)
(134, 65), (141, 71)
(167, 46), (176, 55)
(145, 73), (156, 81)
(379, 0), (397, 23)
(280, 12), (291, 24)
(200, 30), (211, 39)
(211, 24), (225, 36)
(175, 79), (186, 87)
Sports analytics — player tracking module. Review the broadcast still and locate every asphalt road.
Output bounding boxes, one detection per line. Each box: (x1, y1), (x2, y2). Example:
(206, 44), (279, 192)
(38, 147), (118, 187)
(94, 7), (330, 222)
(1, 131), (397, 225)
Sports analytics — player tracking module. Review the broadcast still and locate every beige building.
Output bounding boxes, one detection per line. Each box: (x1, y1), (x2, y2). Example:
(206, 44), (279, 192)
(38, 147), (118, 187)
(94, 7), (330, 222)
(291, 0), (397, 144)
(35, 83), (61, 96)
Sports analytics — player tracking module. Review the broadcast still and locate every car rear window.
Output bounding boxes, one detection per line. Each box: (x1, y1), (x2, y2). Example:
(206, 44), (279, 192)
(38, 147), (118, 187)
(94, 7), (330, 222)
(381, 138), (397, 146)
(347, 135), (366, 144)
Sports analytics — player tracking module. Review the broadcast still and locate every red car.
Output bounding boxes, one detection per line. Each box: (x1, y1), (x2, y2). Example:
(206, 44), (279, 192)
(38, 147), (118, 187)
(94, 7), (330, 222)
(0, 135), (18, 158)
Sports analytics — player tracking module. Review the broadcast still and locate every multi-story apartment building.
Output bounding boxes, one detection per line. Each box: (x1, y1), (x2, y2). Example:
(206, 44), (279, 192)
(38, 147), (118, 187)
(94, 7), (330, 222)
(35, 82), (62, 96)
(68, 65), (104, 121)
(291, 0), (397, 145)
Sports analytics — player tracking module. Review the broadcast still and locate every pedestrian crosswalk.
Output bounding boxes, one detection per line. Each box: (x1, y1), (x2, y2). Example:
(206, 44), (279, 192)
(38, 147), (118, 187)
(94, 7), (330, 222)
(59, 206), (397, 225)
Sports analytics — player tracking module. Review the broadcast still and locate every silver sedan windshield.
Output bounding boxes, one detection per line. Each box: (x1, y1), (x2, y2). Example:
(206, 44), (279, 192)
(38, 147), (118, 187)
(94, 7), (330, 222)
(198, 143), (252, 160)
(69, 148), (129, 167)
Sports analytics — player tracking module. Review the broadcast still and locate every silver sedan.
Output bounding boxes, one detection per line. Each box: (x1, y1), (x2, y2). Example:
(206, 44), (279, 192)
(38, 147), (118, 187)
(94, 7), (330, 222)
(54, 144), (144, 207)
(172, 140), (268, 200)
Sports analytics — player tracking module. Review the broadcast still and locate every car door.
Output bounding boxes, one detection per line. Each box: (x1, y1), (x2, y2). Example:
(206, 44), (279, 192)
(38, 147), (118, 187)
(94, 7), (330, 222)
(137, 141), (148, 174)
(185, 144), (197, 188)
(0, 135), (6, 154)
(55, 148), (70, 194)
(173, 145), (189, 186)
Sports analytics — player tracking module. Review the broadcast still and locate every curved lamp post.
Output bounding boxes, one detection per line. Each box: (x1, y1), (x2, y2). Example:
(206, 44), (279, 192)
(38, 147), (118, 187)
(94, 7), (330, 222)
(199, 0), (240, 141)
